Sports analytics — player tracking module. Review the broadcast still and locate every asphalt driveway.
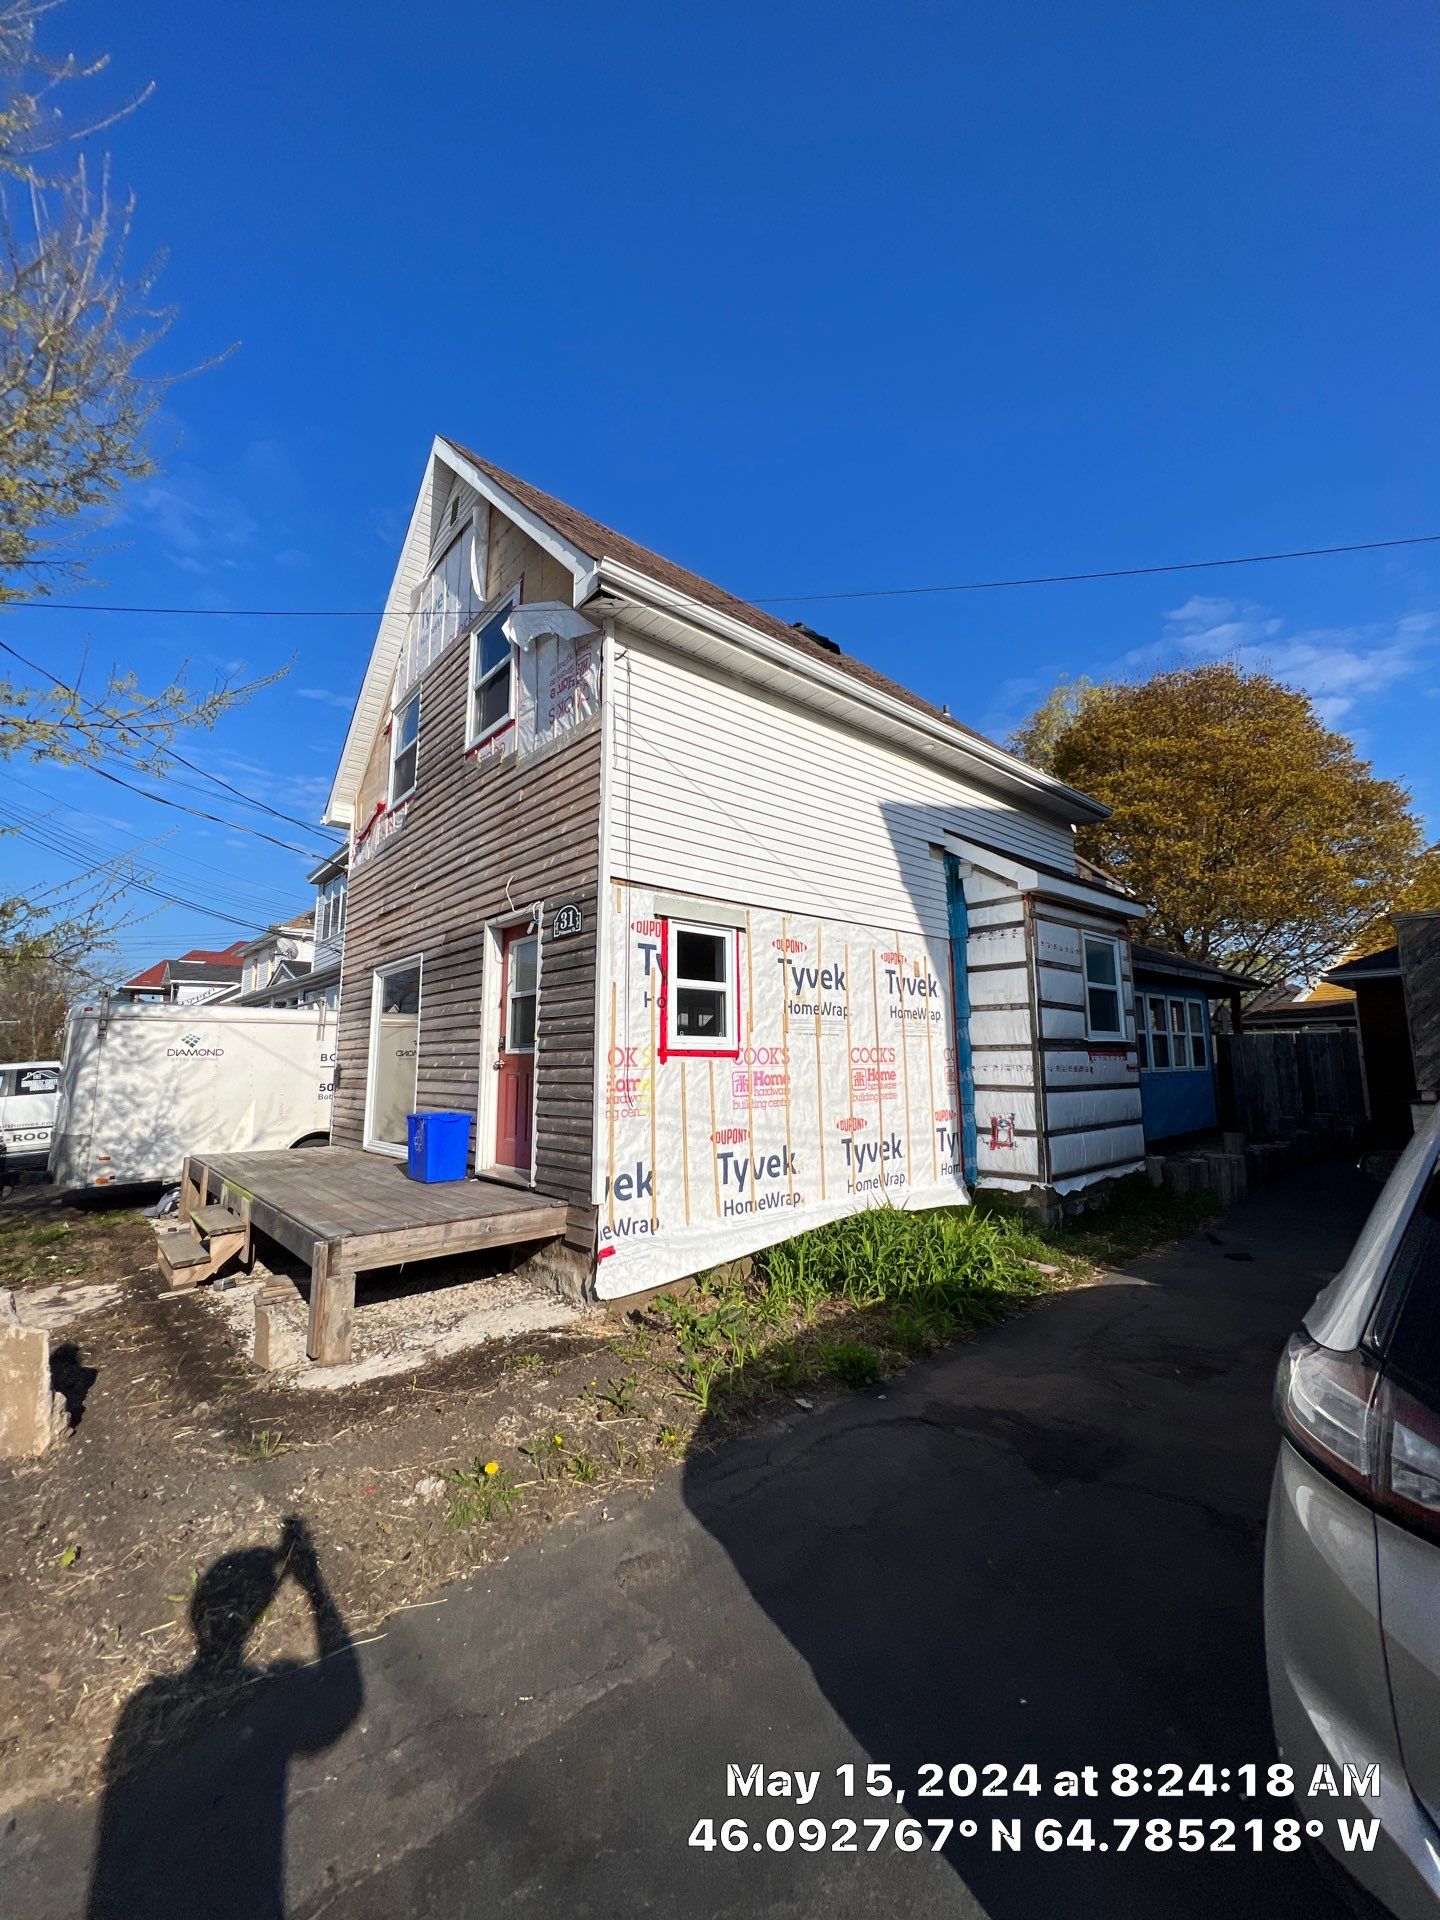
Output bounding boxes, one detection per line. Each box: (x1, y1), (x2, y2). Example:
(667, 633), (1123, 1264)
(2, 1162), (1375, 1919)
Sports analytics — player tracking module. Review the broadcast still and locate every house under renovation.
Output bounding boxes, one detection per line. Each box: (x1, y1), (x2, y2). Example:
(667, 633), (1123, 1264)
(185, 438), (1151, 1359)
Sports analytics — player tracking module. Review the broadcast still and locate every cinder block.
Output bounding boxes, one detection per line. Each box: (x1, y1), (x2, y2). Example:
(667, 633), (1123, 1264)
(1221, 1132), (1247, 1155)
(0, 1292), (68, 1458)
(1144, 1156), (1166, 1189)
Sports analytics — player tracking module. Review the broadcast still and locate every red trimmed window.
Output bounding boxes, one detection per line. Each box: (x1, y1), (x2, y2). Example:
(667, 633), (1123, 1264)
(660, 920), (741, 1060)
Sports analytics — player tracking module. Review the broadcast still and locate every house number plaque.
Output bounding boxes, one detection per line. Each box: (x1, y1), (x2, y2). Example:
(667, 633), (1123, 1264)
(552, 902), (584, 939)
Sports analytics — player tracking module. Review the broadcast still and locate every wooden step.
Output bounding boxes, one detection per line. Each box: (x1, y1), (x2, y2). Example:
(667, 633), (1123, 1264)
(191, 1203), (246, 1241)
(156, 1228), (208, 1268)
(157, 1227), (208, 1289)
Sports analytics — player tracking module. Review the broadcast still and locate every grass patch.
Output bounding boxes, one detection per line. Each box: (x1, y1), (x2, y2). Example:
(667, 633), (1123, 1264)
(447, 1459), (520, 1530)
(1011, 1174), (1221, 1268)
(638, 1179), (1214, 1424)
(234, 1427), (288, 1461)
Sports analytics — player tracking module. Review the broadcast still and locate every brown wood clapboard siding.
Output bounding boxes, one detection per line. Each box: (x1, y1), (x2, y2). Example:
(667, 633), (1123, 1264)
(332, 618), (603, 1207)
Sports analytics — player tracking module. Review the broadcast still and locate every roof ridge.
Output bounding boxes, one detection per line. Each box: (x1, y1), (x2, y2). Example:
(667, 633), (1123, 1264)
(441, 436), (1005, 758)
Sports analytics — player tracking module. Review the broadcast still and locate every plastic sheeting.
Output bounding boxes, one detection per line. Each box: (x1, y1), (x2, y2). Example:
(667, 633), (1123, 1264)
(504, 604), (601, 758)
(595, 885), (970, 1297)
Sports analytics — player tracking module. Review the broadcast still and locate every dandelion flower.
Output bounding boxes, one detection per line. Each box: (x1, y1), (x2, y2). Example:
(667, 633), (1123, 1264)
(483, 1461), (500, 1477)
(554, 1434), (565, 1447)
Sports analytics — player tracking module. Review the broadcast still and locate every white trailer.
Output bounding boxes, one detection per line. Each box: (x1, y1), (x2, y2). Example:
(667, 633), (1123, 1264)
(49, 1003), (336, 1190)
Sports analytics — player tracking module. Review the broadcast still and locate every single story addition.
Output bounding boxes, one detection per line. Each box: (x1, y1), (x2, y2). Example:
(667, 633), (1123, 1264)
(252, 438), (1158, 1349)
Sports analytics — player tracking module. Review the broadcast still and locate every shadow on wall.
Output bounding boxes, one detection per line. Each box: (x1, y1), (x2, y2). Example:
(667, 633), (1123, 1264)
(676, 1175), (1371, 1920)
(85, 1514), (362, 1920)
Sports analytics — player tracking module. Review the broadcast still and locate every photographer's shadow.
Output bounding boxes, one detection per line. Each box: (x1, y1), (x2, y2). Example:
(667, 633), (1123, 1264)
(87, 1515), (363, 1920)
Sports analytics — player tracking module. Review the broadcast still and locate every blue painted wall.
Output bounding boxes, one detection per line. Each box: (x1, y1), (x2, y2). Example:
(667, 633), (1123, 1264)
(1137, 984), (1219, 1142)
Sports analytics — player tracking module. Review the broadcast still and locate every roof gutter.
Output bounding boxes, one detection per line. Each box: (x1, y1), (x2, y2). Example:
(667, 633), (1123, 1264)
(587, 557), (1110, 827)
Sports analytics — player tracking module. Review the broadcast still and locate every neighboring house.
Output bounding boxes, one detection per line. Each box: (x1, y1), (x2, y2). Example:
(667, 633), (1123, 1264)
(320, 437), (1148, 1301)
(1129, 944), (1255, 1145)
(234, 913), (316, 1009)
(1325, 914), (1440, 1141)
(116, 942), (247, 1005)
(300, 849), (348, 1010)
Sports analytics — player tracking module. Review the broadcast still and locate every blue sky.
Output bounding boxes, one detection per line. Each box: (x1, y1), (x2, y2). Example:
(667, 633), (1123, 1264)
(5, 0), (1438, 978)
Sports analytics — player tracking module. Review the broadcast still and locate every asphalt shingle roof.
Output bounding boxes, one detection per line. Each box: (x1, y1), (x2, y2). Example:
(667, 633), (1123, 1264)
(445, 438), (1001, 755)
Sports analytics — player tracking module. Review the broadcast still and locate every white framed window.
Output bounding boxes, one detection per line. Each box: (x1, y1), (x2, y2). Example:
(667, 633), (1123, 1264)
(1186, 998), (1208, 1068)
(1082, 932), (1125, 1041)
(664, 920), (739, 1057)
(468, 596), (516, 746)
(390, 690), (419, 803)
(1136, 994), (1211, 1071)
(505, 935), (539, 1052)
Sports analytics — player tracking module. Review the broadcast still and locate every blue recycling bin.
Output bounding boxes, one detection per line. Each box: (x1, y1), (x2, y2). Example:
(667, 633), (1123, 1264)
(406, 1110), (471, 1183)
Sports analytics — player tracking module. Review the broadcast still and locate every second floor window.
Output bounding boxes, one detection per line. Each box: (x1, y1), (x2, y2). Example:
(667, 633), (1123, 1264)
(390, 691), (419, 802)
(470, 603), (514, 744)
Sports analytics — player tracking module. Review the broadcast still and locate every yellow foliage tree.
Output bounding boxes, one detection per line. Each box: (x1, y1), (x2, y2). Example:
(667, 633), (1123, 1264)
(1027, 662), (1425, 982)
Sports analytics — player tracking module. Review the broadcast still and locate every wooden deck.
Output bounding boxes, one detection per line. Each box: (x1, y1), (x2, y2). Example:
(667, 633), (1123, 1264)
(182, 1146), (572, 1364)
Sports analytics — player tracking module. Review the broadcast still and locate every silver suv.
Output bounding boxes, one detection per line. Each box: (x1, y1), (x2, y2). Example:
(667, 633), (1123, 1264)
(1267, 1105), (1440, 1918)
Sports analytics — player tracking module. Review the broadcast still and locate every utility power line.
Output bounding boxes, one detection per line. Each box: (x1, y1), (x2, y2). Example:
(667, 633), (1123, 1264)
(2, 812), (262, 932)
(0, 771), (306, 917)
(0, 635), (342, 848)
(0, 531), (1435, 617)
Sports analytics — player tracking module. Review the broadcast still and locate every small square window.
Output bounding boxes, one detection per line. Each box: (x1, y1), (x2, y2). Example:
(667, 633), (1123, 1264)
(1082, 934), (1124, 1040)
(664, 921), (739, 1056)
(390, 692), (419, 802)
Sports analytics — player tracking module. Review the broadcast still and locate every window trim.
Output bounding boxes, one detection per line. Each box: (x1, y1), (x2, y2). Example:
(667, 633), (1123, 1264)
(389, 688), (421, 805)
(1081, 932), (1126, 1043)
(466, 586), (520, 751)
(659, 917), (742, 1062)
(1136, 991), (1212, 1073)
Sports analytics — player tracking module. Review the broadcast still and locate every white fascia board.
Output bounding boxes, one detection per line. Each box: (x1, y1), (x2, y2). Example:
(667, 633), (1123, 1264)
(323, 439), (597, 829)
(323, 442), (439, 828)
(438, 439), (598, 593)
(940, 831), (1148, 919)
(589, 557), (1109, 827)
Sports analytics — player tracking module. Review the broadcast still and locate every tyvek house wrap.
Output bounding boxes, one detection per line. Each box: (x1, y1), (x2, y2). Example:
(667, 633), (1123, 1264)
(596, 884), (971, 1298)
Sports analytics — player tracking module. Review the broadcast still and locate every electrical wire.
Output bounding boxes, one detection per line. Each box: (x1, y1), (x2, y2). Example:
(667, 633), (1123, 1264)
(0, 771), (306, 916)
(0, 531), (1434, 617)
(0, 635), (343, 845)
(1, 813), (261, 932)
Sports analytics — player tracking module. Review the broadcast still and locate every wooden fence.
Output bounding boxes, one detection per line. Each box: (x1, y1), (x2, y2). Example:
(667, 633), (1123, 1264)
(1217, 1028), (1366, 1141)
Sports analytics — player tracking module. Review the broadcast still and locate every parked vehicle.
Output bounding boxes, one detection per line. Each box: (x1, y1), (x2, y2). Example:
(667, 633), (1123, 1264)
(0, 1059), (61, 1176)
(49, 1003), (335, 1190)
(1266, 1105), (1440, 1919)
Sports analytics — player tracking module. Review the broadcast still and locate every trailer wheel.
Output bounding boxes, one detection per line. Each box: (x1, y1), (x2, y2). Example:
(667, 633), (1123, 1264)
(288, 1132), (330, 1150)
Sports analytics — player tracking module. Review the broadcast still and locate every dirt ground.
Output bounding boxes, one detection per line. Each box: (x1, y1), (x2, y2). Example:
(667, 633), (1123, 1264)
(0, 1175), (1206, 1811)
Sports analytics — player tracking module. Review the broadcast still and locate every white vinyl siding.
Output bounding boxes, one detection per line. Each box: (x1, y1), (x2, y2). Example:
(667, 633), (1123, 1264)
(611, 633), (1078, 938)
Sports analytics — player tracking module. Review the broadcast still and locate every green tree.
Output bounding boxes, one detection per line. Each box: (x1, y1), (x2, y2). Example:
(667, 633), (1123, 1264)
(1006, 673), (1110, 772)
(1021, 661), (1425, 982)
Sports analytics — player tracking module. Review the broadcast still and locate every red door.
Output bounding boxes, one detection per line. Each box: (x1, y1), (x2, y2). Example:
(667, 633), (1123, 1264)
(494, 930), (537, 1171)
